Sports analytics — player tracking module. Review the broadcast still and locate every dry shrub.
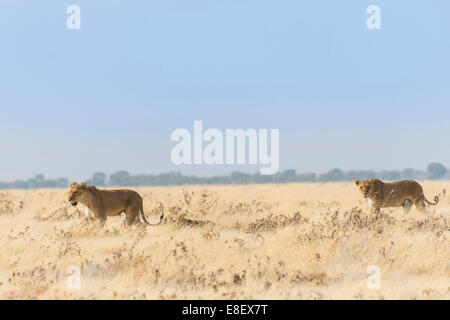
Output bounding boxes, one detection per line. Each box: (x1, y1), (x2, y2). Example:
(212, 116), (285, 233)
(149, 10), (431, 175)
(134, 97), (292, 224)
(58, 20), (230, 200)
(0, 192), (24, 216)
(405, 214), (449, 233)
(224, 200), (276, 216)
(291, 271), (329, 286)
(247, 212), (309, 233)
(35, 201), (83, 222)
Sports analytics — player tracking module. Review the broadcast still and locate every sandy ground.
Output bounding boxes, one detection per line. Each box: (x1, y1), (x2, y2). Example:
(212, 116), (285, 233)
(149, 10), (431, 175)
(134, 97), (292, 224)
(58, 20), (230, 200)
(0, 182), (448, 300)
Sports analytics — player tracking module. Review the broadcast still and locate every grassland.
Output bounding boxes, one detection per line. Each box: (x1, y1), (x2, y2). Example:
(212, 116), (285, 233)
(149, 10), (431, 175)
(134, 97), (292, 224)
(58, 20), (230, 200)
(0, 182), (448, 299)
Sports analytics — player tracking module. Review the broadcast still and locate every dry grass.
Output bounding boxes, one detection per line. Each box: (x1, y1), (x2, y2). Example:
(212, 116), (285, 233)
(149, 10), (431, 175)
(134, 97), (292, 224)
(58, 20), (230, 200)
(0, 182), (449, 300)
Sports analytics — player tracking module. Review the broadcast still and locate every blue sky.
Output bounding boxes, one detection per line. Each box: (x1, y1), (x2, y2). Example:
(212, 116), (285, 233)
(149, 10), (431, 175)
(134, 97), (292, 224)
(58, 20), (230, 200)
(0, 0), (449, 181)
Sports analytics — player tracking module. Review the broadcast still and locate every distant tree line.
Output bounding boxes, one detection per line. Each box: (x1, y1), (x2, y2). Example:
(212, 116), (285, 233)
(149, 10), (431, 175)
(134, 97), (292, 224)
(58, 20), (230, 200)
(0, 163), (448, 190)
(0, 174), (68, 190)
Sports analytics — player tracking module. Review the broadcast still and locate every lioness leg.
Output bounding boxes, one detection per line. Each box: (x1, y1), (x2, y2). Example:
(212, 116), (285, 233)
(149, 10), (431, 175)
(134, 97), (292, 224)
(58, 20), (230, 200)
(125, 213), (137, 225)
(125, 203), (140, 225)
(414, 198), (426, 213)
(402, 199), (413, 214)
(84, 208), (96, 220)
(91, 209), (106, 226)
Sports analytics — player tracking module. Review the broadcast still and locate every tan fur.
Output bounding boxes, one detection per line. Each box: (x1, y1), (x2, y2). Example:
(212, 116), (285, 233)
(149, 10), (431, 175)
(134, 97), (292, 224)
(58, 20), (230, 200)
(354, 178), (439, 214)
(68, 182), (163, 226)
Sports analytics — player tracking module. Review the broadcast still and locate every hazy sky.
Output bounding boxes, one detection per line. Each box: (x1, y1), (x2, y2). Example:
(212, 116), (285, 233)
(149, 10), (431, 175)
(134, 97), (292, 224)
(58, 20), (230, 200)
(1, 0), (449, 181)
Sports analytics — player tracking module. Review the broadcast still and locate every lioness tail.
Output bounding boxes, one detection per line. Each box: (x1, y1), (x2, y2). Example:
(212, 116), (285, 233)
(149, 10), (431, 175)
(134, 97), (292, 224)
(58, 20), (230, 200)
(423, 195), (439, 206)
(140, 203), (164, 226)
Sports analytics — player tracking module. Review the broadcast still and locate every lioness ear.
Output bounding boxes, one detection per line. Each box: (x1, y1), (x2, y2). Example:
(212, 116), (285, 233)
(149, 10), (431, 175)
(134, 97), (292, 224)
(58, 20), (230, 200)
(71, 182), (77, 187)
(80, 182), (87, 189)
(354, 179), (360, 186)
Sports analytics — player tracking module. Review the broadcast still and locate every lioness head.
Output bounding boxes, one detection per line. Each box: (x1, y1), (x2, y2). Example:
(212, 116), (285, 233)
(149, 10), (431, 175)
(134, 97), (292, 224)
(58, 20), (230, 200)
(68, 182), (87, 206)
(354, 178), (382, 199)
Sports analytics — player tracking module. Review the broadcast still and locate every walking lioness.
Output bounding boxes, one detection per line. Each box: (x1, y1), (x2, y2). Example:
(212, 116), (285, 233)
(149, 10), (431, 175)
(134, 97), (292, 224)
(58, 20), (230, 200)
(68, 182), (163, 226)
(355, 178), (439, 213)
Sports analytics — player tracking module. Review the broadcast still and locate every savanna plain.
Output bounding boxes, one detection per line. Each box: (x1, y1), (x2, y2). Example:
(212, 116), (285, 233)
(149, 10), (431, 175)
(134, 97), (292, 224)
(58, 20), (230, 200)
(0, 182), (448, 299)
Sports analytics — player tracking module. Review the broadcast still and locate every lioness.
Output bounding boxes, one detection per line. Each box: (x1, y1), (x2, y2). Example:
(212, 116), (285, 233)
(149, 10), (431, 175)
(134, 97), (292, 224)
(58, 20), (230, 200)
(355, 178), (439, 213)
(68, 182), (163, 226)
